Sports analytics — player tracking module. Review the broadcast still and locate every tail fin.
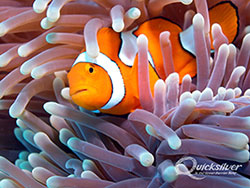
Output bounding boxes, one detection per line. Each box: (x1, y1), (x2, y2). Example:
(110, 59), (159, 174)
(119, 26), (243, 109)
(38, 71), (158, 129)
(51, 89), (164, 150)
(209, 1), (239, 45)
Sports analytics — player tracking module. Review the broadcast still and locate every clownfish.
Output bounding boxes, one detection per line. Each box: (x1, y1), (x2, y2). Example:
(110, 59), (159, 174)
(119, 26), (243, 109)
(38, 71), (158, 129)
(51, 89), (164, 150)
(67, 1), (239, 115)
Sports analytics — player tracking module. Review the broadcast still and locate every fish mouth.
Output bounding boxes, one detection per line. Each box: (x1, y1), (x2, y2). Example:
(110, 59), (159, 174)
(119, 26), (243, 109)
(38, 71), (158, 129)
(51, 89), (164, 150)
(72, 89), (87, 96)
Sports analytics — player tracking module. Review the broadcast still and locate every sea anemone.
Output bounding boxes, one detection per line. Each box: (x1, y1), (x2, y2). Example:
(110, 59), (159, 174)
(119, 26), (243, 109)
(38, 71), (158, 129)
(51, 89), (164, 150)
(0, 0), (250, 187)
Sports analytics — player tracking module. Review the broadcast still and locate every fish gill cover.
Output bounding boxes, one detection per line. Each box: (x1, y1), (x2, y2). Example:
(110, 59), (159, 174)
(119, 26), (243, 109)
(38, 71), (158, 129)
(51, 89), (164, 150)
(0, 0), (249, 187)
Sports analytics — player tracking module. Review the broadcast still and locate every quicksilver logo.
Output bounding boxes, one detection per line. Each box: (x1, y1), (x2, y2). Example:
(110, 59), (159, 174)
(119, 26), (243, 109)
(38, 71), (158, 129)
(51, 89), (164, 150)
(174, 156), (242, 180)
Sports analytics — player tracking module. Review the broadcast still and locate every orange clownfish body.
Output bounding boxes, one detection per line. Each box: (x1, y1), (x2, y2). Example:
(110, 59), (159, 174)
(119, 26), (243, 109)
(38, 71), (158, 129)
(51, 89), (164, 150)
(68, 1), (239, 115)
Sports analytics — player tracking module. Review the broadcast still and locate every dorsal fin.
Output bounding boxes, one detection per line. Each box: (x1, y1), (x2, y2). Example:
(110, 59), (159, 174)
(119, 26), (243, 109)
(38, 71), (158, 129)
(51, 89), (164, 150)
(134, 18), (196, 80)
(209, 1), (239, 45)
(179, 1), (239, 55)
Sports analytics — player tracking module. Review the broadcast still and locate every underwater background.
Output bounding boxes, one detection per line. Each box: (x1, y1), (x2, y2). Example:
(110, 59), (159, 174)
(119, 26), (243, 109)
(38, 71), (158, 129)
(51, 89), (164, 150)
(0, 0), (249, 187)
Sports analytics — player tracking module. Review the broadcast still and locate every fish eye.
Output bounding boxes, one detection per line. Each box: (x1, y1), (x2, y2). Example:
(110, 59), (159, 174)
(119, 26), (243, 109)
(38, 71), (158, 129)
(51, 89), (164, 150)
(89, 67), (94, 73)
